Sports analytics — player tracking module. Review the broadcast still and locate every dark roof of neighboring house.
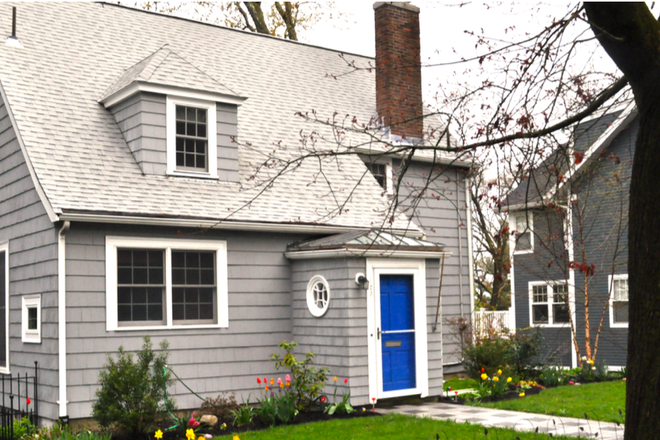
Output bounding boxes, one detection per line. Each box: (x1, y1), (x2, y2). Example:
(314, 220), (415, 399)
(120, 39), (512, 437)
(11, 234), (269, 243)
(507, 104), (634, 210)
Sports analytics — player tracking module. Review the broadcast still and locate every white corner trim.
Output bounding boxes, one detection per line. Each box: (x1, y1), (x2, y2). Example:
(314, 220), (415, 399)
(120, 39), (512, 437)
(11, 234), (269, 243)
(166, 95), (218, 178)
(366, 258), (428, 401)
(0, 242), (9, 375)
(105, 236), (228, 331)
(100, 81), (247, 109)
(0, 81), (59, 223)
(608, 274), (629, 328)
(507, 212), (517, 330)
(58, 221), (70, 417)
(465, 176), (476, 328)
(21, 295), (41, 344)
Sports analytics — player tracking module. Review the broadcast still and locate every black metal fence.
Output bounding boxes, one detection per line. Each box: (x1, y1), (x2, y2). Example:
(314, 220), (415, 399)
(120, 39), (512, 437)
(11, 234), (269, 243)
(0, 362), (38, 440)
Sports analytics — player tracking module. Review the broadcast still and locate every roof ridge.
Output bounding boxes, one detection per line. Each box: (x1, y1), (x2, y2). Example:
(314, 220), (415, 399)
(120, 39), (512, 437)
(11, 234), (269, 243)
(140, 46), (172, 82)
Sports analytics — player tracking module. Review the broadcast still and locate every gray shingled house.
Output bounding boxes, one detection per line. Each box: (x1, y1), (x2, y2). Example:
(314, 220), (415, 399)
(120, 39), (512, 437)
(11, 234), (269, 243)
(507, 102), (634, 369)
(0, 2), (474, 423)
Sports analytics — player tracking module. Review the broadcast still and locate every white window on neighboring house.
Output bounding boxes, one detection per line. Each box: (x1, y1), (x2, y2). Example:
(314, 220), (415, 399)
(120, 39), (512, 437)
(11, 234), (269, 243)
(514, 212), (533, 254)
(530, 282), (570, 326)
(106, 236), (228, 331)
(22, 295), (41, 344)
(609, 274), (629, 327)
(366, 162), (393, 195)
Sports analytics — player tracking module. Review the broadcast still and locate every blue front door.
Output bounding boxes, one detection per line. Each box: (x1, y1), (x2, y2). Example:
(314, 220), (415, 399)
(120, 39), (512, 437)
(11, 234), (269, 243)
(380, 274), (416, 392)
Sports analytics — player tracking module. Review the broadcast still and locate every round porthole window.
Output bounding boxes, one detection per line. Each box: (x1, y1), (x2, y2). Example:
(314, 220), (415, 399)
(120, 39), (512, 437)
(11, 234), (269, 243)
(306, 275), (330, 317)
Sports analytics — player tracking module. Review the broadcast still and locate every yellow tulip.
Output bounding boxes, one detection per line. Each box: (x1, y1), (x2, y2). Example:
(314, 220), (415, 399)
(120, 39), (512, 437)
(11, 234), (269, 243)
(334, 376), (337, 382)
(493, 376), (499, 382)
(497, 369), (502, 375)
(481, 373), (488, 380)
(519, 392), (525, 397)
(507, 377), (512, 383)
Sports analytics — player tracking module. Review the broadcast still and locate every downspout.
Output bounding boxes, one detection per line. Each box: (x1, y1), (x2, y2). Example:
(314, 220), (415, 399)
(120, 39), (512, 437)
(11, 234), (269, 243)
(58, 221), (70, 421)
(456, 176), (464, 317)
(431, 253), (446, 332)
(565, 198), (578, 368)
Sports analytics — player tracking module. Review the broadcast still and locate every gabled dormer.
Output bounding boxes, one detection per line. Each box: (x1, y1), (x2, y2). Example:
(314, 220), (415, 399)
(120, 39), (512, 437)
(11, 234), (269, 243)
(99, 46), (246, 181)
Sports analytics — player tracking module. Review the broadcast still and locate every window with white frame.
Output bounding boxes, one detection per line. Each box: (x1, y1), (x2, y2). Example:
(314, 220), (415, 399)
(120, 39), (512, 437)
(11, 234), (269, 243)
(106, 237), (228, 331)
(22, 295), (41, 344)
(166, 96), (217, 178)
(530, 282), (570, 325)
(365, 162), (393, 195)
(306, 275), (330, 317)
(514, 212), (533, 253)
(609, 274), (628, 327)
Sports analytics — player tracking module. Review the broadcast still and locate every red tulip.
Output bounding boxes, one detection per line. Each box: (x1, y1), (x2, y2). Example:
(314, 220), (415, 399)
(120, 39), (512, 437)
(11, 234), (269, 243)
(320, 395), (326, 403)
(257, 378), (261, 384)
(26, 398), (30, 404)
(344, 378), (348, 384)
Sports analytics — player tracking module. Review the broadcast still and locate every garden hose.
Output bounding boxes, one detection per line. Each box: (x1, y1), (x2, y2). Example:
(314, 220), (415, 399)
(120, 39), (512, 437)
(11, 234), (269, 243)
(157, 365), (206, 431)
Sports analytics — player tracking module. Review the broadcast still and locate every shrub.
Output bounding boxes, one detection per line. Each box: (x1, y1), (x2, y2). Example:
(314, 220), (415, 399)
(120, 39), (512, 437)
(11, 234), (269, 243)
(579, 358), (609, 382)
(200, 392), (240, 421)
(539, 366), (567, 387)
(271, 341), (329, 410)
(92, 336), (175, 435)
(456, 320), (542, 380)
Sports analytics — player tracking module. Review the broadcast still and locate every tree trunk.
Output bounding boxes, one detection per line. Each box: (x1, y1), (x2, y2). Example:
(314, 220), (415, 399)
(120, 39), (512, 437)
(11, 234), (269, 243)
(584, 3), (660, 438)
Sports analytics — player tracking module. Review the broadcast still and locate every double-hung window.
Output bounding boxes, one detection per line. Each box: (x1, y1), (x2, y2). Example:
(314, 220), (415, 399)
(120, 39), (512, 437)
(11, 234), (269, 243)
(106, 237), (228, 331)
(166, 96), (217, 178)
(513, 212), (533, 253)
(365, 162), (393, 195)
(530, 282), (570, 326)
(609, 274), (628, 327)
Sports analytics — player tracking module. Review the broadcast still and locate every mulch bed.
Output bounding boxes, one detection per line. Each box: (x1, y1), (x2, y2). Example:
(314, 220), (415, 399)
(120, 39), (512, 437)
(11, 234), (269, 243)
(111, 409), (382, 440)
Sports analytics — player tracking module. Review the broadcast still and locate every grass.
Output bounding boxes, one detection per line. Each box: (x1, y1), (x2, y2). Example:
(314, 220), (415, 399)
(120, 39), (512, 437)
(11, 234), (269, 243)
(211, 414), (576, 440)
(477, 380), (626, 423)
(442, 377), (478, 391)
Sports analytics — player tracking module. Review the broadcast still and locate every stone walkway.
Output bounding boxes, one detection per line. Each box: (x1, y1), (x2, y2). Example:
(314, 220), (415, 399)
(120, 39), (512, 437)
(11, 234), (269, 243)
(381, 401), (624, 439)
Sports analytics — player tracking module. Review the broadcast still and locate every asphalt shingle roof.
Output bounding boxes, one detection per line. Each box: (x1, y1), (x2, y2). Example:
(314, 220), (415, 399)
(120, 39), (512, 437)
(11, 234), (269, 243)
(0, 2), (463, 231)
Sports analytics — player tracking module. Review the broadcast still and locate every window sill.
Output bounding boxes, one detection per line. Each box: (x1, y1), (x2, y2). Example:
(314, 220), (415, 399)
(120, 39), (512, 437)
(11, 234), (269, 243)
(513, 249), (534, 255)
(533, 323), (570, 328)
(610, 323), (629, 329)
(110, 323), (228, 332)
(167, 171), (219, 180)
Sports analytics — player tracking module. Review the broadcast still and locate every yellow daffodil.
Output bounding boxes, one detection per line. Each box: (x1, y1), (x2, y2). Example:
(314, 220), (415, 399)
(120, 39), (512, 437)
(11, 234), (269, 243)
(233, 436), (241, 440)
(186, 429), (196, 440)
(519, 392), (525, 397)
(507, 377), (512, 383)
(588, 360), (594, 365)
(497, 369), (502, 375)
(154, 430), (163, 439)
(481, 373), (488, 380)
(493, 376), (499, 382)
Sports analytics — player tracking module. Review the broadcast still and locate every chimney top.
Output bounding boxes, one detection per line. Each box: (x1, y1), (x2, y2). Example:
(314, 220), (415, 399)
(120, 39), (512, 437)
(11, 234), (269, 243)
(374, 2), (423, 140)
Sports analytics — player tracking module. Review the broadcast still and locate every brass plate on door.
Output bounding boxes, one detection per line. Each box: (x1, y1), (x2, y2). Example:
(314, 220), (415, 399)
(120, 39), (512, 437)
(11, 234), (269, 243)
(385, 340), (402, 348)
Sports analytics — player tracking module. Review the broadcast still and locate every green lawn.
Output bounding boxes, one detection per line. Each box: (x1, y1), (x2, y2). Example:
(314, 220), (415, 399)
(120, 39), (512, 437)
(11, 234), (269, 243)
(477, 380), (626, 423)
(212, 414), (575, 440)
(443, 377), (478, 391)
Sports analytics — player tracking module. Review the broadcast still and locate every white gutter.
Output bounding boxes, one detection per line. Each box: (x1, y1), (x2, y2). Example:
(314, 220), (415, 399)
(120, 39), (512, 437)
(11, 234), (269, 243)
(100, 81), (247, 108)
(57, 221), (70, 419)
(565, 199), (578, 369)
(57, 213), (426, 238)
(353, 146), (472, 168)
(285, 249), (451, 260)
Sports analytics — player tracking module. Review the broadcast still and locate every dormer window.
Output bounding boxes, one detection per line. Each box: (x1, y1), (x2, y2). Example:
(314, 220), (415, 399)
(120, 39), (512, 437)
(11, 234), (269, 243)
(176, 105), (208, 171)
(366, 162), (393, 195)
(167, 96), (218, 178)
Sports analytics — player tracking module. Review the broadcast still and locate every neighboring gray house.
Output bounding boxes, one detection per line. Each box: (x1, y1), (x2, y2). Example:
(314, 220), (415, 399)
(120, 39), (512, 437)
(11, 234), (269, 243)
(507, 102), (635, 368)
(0, 2), (473, 423)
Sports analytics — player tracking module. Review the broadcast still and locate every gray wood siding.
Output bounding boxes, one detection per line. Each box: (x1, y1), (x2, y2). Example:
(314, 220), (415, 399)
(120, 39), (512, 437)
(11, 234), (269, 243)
(64, 224), (304, 419)
(395, 162), (471, 373)
(0, 95), (60, 421)
(109, 94), (239, 181)
(216, 103), (239, 182)
(513, 210), (572, 366)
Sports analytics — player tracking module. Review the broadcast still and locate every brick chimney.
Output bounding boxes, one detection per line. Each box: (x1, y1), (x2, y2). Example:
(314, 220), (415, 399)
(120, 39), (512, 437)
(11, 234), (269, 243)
(374, 2), (423, 140)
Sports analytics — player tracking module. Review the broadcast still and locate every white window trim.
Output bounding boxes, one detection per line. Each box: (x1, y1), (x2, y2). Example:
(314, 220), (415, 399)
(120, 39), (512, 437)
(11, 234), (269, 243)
(512, 212), (534, 255)
(105, 236), (228, 331)
(22, 295), (41, 344)
(385, 163), (394, 195)
(166, 96), (218, 179)
(609, 274), (629, 328)
(0, 242), (9, 373)
(306, 275), (330, 317)
(529, 280), (570, 328)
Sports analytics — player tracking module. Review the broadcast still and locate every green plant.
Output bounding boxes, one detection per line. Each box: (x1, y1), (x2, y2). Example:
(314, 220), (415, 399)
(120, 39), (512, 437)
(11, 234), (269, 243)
(579, 358), (609, 382)
(231, 401), (255, 427)
(271, 341), (329, 410)
(256, 386), (299, 426)
(200, 392), (240, 421)
(324, 393), (354, 415)
(92, 336), (175, 435)
(474, 369), (512, 399)
(506, 328), (543, 378)
(540, 366), (567, 387)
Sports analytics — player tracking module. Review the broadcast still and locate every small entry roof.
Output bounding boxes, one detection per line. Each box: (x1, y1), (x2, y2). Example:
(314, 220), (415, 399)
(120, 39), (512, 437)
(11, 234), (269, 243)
(285, 229), (447, 260)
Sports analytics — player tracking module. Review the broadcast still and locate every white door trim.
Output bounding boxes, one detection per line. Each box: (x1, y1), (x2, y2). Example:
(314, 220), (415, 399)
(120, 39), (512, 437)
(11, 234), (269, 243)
(366, 258), (429, 402)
